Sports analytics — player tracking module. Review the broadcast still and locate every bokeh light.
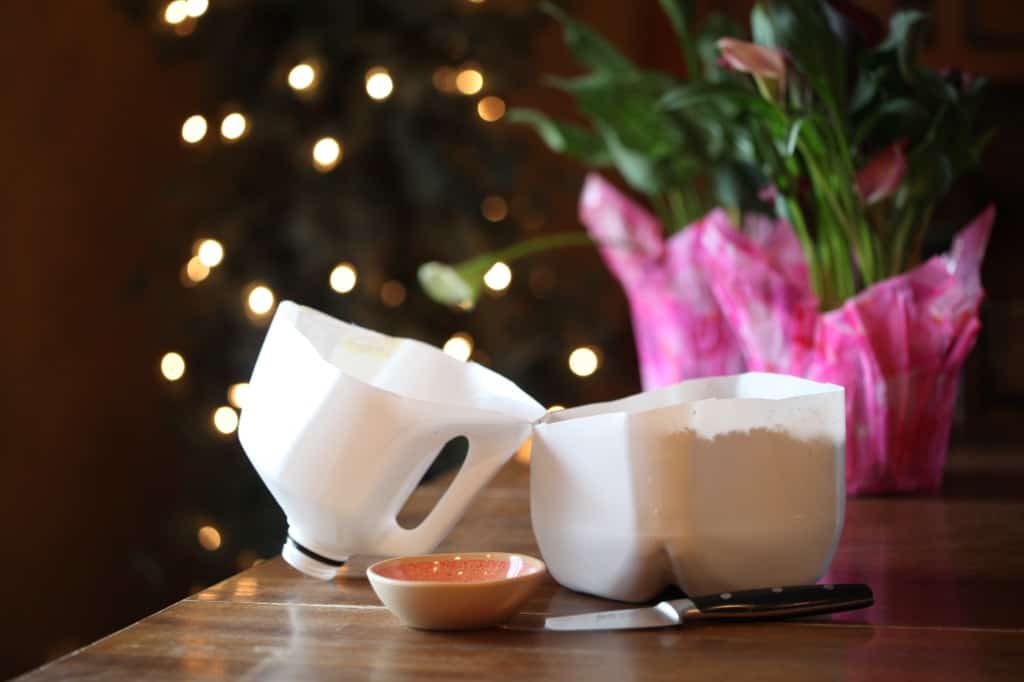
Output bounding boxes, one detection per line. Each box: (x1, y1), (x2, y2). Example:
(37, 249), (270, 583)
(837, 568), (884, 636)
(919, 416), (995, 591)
(181, 115), (207, 144)
(443, 333), (474, 361)
(195, 238), (224, 267)
(477, 96), (506, 122)
(220, 112), (248, 141)
(481, 195), (508, 222)
(312, 136), (342, 172)
(455, 68), (484, 95)
(163, 1), (189, 25)
(246, 285), (275, 316)
(184, 257), (210, 284)
(380, 280), (406, 307)
(483, 261), (512, 291)
(197, 525), (222, 551)
(365, 67), (394, 100)
(432, 67), (457, 93)
(227, 383), (249, 410)
(568, 347), (600, 377)
(329, 263), (358, 293)
(287, 62), (317, 91)
(160, 352), (186, 381)
(185, 0), (208, 18)
(213, 406), (239, 435)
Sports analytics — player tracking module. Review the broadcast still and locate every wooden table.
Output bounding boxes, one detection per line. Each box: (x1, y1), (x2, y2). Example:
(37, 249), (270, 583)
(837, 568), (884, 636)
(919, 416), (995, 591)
(20, 449), (1024, 680)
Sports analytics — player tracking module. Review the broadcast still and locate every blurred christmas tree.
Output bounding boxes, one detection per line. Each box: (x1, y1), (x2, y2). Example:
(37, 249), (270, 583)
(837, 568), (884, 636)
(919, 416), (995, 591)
(122, 0), (638, 591)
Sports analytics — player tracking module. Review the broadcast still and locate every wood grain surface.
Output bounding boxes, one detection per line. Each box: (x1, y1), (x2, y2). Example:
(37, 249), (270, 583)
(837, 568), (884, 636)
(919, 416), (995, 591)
(20, 449), (1024, 681)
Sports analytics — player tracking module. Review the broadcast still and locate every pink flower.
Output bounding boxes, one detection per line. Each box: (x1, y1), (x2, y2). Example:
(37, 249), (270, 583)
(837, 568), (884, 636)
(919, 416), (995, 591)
(856, 141), (907, 205)
(717, 38), (786, 90)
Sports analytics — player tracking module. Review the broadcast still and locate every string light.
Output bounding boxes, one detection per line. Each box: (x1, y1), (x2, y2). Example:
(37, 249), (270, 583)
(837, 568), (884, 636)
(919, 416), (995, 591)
(163, 0), (189, 25)
(455, 68), (484, 95)
(220, 112), (247, 141)
(161, 352), (186, 381)
(183, 257), (210, 284)
(287, 62), (317, 91)
(227, 383), (249, 410)
(213, 406), (239, 434)
(443, 333), (473, 362)
(246, 284), (275, 316)
(197, 525), (222, 551)
(477, 96), (506, 122)
(195, 238), (224, 267)
(380, 280), (406, 307)
(481, 195), (508, 222)
(181, 115), (207, 144)
(329, 263), (358, 293)
(483, 261), (512, 291)
(184, 0), (208, 18)
(568, 347), (600, 377)
(312, 136), (342, 172)
(365, 67), (394, 100)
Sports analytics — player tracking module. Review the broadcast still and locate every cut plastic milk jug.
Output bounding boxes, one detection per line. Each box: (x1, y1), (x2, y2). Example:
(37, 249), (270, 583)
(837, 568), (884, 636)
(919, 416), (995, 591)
(238, 302), (545, 579)
(530, 373), (845, 602)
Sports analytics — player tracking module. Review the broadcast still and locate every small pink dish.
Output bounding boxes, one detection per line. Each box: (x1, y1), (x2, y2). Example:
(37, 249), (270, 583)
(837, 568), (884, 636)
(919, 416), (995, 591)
(367, 552), (546, 630)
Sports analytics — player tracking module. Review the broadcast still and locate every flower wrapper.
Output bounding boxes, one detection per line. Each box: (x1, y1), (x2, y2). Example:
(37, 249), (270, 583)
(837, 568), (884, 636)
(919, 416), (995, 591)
(695, 206), (995, 495)
(578, 173), (746, 387)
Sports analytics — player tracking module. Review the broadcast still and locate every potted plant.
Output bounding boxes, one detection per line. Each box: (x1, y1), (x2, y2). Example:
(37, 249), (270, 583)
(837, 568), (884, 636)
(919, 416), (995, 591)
(419, 0), (994, 495)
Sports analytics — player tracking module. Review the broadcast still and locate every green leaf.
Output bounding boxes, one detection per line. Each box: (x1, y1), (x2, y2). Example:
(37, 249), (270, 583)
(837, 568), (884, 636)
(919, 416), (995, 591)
(656, 0), (700, 78)
(785, 117), (805, 156)
(598, 123), (662, 196)
(852, 97), (928, 147)
(540, 2), (635, 75)
(696, 13), (743, 82)
(505, 108), (611, 166)
(755, 0), (847, 112)
(557, 71), (683, 160)
(879, 11), (930, 83)
(750, 4), (776, 47)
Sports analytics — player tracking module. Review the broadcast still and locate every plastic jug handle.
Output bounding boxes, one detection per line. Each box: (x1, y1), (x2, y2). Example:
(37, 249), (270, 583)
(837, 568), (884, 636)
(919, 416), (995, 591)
(379, 421), (531, 556)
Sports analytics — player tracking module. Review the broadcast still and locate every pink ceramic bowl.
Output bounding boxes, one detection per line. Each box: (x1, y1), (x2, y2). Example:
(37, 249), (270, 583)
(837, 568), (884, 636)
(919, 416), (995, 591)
(367, 552), (546, 630)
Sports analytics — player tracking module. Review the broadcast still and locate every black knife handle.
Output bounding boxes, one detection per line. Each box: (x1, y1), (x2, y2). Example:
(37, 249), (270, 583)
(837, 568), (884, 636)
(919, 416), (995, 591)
(682, 584), (873, 621)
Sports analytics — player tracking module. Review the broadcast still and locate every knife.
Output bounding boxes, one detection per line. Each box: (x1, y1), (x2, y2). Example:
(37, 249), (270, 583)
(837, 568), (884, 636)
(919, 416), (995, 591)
(541, 583), (873, 631)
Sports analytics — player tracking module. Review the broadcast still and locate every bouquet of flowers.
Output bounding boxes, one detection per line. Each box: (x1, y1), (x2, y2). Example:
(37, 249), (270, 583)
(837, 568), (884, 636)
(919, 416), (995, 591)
(419, 0), (994, 495)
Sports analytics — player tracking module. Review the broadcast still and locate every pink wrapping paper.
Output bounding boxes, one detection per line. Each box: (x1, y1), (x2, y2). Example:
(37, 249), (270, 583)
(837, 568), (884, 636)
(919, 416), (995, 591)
(579, 172), (992, 494)
(695, 206), (995, 495)
(579, 173), (746, 385)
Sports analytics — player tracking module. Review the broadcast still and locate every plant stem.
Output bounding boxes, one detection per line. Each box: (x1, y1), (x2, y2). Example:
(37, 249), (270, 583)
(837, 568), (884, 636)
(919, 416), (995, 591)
(779, 196), (823, 301)
(667, 189), (688, 232)
(481, 232), (594, 265)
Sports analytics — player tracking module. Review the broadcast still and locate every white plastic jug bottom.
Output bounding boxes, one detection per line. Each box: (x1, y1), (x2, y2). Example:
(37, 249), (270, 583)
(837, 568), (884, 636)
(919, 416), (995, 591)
(281, 530), (347, 580)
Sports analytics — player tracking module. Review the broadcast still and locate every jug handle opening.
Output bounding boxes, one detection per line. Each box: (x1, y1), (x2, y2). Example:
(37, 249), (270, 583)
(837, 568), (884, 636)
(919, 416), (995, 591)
(379, 422), (531, 555)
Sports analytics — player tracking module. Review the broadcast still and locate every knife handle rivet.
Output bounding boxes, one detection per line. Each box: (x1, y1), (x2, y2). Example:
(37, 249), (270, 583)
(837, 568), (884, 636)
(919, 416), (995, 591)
(720, 592), (732, 600)
(771, 587), (783, 593)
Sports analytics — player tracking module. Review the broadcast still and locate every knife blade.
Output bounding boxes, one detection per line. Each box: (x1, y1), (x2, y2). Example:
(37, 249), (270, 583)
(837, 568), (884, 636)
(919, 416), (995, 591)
(542, 583), (873, 632)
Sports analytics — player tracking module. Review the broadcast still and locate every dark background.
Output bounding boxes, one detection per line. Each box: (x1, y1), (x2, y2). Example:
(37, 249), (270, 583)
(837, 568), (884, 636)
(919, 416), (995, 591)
(1, 1), (1021, 678)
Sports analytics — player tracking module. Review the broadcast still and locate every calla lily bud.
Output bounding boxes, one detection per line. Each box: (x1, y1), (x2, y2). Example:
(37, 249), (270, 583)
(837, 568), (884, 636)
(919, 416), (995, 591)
(417, 261), (481, 309)
(717, 38), (786, 96)
(856, 141), (908, 205)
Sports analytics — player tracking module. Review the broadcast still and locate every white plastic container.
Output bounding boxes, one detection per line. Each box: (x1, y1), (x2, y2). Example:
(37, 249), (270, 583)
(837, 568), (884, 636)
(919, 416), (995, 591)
(530, 373), (845, 602)
(239, 302), (544, 579)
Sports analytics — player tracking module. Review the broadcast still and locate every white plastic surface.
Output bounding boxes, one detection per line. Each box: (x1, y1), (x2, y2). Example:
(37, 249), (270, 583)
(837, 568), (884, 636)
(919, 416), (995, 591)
(239, 302), (545, 578)
(530, 373), (846, 602)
